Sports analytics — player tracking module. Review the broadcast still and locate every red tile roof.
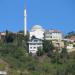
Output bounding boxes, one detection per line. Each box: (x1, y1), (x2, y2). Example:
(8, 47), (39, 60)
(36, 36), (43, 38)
(70, 36), (75, 41)
(49, 29), (61, 33)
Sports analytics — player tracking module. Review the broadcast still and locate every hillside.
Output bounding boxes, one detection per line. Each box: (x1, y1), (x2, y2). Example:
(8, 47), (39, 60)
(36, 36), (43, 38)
(0, 43), (75, 75)
(0, 31), (75, 75)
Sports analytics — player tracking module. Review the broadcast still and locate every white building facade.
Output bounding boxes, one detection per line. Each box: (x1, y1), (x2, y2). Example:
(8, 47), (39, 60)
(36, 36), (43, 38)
(44, 30), (62, 40)
(28, 38), (43, 54)
(0, 71), (7, 75)
(29, 25), (44, 40)
(44, 30), (64, 48)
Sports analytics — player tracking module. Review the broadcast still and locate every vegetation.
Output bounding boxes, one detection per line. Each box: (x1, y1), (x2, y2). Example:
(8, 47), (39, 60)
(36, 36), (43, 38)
(37, 47), (44, 56)
(65, 31), (75, 38)
(0, 31), (75, 75)
(73, 44), (75, 47)
(43, 40), (55, 52)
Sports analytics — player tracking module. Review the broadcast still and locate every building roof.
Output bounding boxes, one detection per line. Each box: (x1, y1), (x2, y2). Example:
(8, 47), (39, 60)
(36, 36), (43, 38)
(64, 36), (75, 42)
(31, 25), (44, 31)
(45, 29), (61, 33)
(0, 32), (6, 36)
(28, 38), (42, 43)
(70, 36), (75, 41)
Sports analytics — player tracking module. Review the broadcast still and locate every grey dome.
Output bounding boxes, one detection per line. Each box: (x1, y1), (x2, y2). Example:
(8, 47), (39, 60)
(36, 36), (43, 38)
(31, 25), (44, 31)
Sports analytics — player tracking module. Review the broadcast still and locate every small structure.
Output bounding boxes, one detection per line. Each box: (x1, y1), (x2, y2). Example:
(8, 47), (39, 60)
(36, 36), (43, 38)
(0, 71), (7, 75)
(0, 32), (6, 40)
(0, 33), (1, 40)
(70, 36), (75, 42)
(0, 32), (6, 36)
(67, 44), (73, 49)
(64, 36), (75, 42)
(28, 38), (43, 54)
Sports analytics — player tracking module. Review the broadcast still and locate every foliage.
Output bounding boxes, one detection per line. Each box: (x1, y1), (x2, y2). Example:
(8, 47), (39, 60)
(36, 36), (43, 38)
(43, 40), (55, 53)
(37, 47), (44, 56)
(65, 31), (75, 38)
(0, 31), (75, 75)
(73, 44), (75, 47)
(4, 30), (15, 43)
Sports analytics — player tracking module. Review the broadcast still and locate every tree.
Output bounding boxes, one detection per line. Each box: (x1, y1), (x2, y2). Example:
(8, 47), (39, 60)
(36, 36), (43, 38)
(43, 40), (55, 53)
(65, 31), (75, 38)
(4, 30), (15, 43)
(58, 47), (69, 64)
(60, 47), (68, 58)
(73, 44), (75, 48)
(37, 47), (44, 56)
(18, 30), (24, 33)
(50, 48), (61, 64)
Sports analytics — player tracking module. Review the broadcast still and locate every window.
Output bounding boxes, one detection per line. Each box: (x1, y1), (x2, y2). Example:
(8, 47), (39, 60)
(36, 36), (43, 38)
(33, 43), (36, 45)
(31, 50), (35, 51)
(30, 43), (36, 45)
(30, 43), (33, 45)
(50, 36), (52, 38)
(50, 33), (52, 35)
(34, 40), (38, 42)
(30, 47), (32, 49)
(38, 43), (41, 45)
(34, 47), (36, 49)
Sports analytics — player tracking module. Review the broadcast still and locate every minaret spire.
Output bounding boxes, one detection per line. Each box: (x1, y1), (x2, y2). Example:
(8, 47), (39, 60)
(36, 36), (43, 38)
(24, 0), (26, 9)
(24, 0), (27, 36)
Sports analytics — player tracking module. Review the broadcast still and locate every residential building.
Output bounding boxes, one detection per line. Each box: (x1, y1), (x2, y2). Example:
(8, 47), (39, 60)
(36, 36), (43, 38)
(67, 36), (75, 42)
(0, 33), (1, 40)
(28, 38), (43, 54)
(1, 32), (6, 36)
(64, 36), (75, 50)
(0, 32), (6, 40)
(44, 29), (64, 48)
(44, 30), (62, 40)
(0, 71), (7, 75)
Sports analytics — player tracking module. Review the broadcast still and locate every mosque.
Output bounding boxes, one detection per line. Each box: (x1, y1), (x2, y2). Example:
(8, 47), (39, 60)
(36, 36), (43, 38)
(28, 25), (45, 54)
(24, 0), (64, 54)
(30, 25), (44, 39)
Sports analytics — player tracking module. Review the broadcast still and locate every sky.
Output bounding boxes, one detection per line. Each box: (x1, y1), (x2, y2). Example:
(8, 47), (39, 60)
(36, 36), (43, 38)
(0, 0), (75, 34)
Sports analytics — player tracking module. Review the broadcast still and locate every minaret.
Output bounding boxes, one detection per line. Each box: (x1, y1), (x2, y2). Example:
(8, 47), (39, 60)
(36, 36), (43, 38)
(24, 0), (27, 36)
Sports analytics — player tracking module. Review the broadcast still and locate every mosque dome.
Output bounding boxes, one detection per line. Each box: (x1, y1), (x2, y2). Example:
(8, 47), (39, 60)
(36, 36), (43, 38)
(31, 25), (44, 31)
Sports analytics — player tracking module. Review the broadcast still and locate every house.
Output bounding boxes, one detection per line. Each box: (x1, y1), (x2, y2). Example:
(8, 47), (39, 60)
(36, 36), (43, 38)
(64, 36), (75, 50)
(28, 38), (43, 54)
(44, 29), (64, 48)
(0, 33), (1, 40)
(69, 36), (75, 42)
(66, 44), (73, 49)
(0, 32), (6, 40)
(29, 25), (44, 40)
(0, 32), (6, 36)
(44, 29), (63, 40)
(0, 71), (7, 75)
